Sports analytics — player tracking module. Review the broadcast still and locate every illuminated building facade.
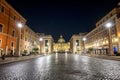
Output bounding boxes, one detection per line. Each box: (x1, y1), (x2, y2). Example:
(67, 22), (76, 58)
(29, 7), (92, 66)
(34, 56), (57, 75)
(84, 7), (120, 55)
(70, 33), (85, 54)
(0, 0), (26, 57)
(24, 25), (40, 53)
(40, 35), (54, 54)
(53, 35), (70, 53)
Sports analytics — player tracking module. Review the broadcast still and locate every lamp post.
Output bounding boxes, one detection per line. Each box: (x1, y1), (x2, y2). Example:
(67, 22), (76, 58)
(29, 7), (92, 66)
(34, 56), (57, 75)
(39, 38), (43, 54)
(105, 22), (114, 55)
(83, 37), (86, 54)
(17, 22), (22, 56)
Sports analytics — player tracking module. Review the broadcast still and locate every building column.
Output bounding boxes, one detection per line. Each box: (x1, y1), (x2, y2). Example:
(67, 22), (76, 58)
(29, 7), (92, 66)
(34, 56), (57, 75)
(116, 19), (120, 53)
(108, 27), (114, 55)
(5, 46), (8, 55)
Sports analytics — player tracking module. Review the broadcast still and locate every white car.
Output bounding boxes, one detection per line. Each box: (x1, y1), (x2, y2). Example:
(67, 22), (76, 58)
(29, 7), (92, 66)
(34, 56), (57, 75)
(22, 52), (30, 56)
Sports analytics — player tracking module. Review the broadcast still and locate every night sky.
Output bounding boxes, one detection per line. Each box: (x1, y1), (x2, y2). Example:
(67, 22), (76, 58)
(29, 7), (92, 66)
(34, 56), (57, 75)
(6, 0), (120, 42)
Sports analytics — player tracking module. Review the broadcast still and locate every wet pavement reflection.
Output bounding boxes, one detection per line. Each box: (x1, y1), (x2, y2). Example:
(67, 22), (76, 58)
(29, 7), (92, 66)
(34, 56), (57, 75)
(0, 54), (120, 80)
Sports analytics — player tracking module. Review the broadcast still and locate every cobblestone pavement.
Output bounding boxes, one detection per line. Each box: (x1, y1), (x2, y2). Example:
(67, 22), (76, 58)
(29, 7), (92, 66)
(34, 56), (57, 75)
(0, 54), (120, 80)
(82, 54), (120, 61)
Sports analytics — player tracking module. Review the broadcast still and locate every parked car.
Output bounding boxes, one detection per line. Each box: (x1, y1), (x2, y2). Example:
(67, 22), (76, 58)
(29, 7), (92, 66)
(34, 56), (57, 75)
(22, 52), (30, 56)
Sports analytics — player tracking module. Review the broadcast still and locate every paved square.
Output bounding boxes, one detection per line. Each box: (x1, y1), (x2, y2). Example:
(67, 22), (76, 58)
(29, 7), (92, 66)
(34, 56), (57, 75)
(0, 54), (120, 80)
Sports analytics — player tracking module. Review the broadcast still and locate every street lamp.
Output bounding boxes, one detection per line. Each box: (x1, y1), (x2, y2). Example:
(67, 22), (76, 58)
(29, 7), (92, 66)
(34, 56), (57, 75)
(83, 37), (86, 54)
(39, 38), (43, 54)
(17, 22), (22, 56)
(18, 23), (22, 28)
(40, 38), (43, 41)
(105, 22), (114, 55)
(83, 37), (86, 41)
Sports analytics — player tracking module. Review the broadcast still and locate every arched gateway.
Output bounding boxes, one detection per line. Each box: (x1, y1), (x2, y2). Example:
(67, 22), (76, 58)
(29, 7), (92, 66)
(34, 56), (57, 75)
(53, 35), (70, 53)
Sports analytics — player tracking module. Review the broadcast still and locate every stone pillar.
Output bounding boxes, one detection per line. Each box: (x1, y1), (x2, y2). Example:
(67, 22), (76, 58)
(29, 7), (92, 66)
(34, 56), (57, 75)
(5, 46), (8, 55)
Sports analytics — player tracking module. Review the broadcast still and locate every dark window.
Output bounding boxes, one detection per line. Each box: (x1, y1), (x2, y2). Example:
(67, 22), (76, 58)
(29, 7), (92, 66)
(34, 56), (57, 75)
(97, 24), (99, 26)
(110, 13), (113, 17)
(0, 24), (2, 32)
(12, 30), (15, 37)
(14, 16), (16, 20)
(11, 42), (14, 47)
(45, 40), (48, 47)
(117, 13), (120, 18)
(106, 16), (109, 20)
(1, 6), (5, 13)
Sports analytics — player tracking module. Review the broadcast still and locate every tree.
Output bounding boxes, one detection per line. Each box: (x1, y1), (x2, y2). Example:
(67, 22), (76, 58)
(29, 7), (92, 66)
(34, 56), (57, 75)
(88, 48), (93, 51)
(88, 48), (94, 56)
(33, 47), (39, 55)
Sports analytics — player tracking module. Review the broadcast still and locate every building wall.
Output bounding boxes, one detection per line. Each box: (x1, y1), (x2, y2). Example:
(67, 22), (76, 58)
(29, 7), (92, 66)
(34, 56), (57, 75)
(84, 8), (120, 55)
(41, 35), (53, 54)
(24, 25), (40, 53)
(53, 35), (70, 53)
(53, 42), (70, 53)
(70, 34), (83, 54)
(0, 0), (26, 56)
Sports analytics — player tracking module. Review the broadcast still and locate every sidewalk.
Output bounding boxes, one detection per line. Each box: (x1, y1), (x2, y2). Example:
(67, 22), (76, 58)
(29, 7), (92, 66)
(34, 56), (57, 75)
(0, 55), (44, 65)
(94, 55), (120, 61)
(82, 54), (120, 61)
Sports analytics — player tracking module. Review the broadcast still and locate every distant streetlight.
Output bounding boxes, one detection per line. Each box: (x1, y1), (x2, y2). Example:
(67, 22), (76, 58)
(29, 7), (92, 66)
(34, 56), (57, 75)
(40, 38), (43, 41)
(18, 23), (22, 28)
(39, 38), (43, 54)
(83, 37), (86, 54)
(105, 22), (114, 55)
(106, 22), (112, 28)
(17, 22), (22, 56)
(83, 37), (86, 41)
